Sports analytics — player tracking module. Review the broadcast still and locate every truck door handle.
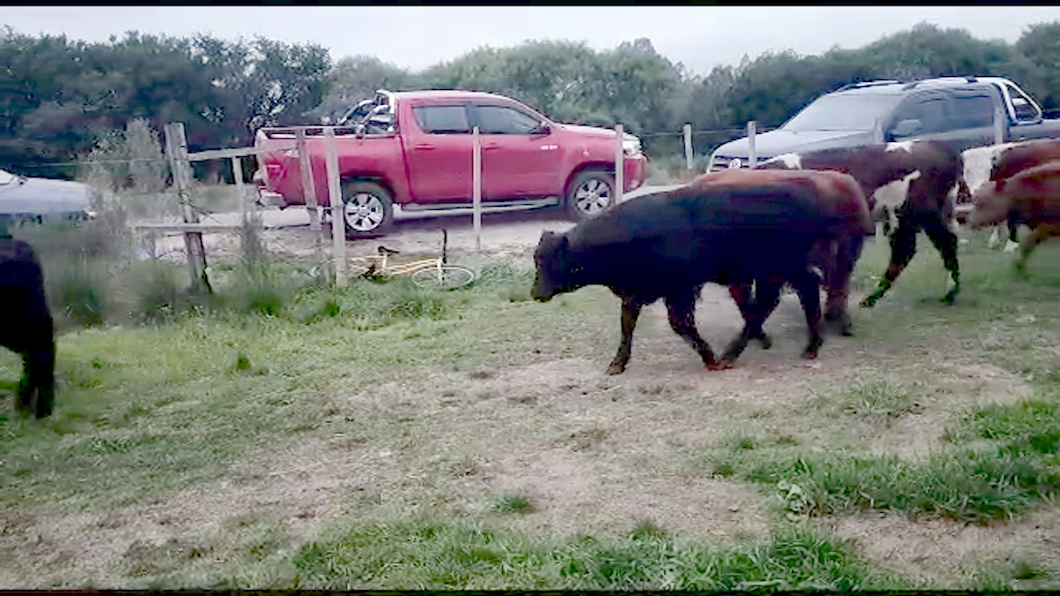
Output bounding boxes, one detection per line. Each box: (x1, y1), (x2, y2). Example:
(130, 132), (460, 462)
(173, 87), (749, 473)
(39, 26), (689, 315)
(483, 144), (500, 150)
(412, 145), (435, 150)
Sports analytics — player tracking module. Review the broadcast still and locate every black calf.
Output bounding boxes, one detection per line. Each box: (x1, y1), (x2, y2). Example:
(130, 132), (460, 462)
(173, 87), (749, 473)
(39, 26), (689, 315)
(0, 233), (55, 418)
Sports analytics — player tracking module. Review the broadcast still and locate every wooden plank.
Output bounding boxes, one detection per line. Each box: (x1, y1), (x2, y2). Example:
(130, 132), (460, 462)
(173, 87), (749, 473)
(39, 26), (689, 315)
(130, 223), (245, 233)
(187, 143), (296, 162)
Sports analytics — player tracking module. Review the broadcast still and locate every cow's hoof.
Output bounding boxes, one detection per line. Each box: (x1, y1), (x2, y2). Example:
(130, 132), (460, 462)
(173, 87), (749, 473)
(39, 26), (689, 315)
(708, 359), (734, 371)
(752, 332), (772, 350)
(605, 363), (626, 376)
(940, 293), (957, 305)
(800, 349), (819, 360)
(859, 296), (876, 308)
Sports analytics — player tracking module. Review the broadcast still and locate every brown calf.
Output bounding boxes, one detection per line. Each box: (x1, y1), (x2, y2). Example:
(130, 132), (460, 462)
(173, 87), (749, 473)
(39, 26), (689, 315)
(968, 160), (1060, 274)
(688, 169), (872, 341)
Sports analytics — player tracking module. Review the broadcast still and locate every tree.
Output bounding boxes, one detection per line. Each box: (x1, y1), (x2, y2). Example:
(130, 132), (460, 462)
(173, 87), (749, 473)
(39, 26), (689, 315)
(307, 55), (420, 123)
(1015, 21), (1060, 110)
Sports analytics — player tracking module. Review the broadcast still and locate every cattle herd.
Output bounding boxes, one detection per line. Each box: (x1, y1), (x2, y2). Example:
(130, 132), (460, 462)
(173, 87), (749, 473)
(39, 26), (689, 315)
(534, 137), (1060, 375)
(3, 138), (1060, 419)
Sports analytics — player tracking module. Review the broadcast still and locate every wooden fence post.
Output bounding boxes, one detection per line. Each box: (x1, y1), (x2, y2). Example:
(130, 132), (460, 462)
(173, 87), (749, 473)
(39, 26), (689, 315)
(614, 124), (624, 204)
(296, 129), (328, 282)
(164, 122), (211, 294)
(230, 155), (253, 258)
(683, 124), (694, 172)
(323, 127), (346, 287)
(472, 125), (482, 254)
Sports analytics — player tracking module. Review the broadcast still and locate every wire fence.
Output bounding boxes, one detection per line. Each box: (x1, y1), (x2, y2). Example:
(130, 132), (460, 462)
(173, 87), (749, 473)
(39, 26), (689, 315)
(8, 120), (776, 297)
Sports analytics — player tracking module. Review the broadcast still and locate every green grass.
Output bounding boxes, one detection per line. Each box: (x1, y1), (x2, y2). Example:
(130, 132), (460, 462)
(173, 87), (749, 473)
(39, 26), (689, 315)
(285, 518), (882, 590)
(4, 227), (1060, 588)
(702, 389), (1060, 524)
(492, 492), (535, 515)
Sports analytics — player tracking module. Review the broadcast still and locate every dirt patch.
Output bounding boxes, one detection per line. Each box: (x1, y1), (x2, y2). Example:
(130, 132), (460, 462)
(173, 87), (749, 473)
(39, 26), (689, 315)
(0, 439), (380, 588)
(823, 506), (1060, 588)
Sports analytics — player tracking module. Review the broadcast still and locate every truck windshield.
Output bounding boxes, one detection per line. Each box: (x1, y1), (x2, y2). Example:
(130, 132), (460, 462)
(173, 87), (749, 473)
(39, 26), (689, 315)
(781, 94), (904, 132)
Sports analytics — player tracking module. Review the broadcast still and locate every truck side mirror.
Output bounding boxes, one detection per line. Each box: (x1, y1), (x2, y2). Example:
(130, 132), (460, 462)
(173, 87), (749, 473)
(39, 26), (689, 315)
(533, 122), (551, 135)
(890, 119), (922, 138)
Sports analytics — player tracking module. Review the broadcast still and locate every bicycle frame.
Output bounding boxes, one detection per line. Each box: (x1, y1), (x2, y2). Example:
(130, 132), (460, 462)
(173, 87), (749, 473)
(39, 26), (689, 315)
(310, 229), (473, 289)
(364, 252), (445, 279)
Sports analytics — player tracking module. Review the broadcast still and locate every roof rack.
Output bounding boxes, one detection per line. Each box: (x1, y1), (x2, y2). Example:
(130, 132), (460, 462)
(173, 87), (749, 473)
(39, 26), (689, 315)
(836, 80), (902, 92)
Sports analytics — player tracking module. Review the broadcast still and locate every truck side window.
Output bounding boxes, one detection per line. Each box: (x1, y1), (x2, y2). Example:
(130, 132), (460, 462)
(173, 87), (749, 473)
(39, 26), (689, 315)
(474, 105), (542, 134)
(1005, 83), (1041, 121)
(890, 95), (947, 135)
(949, 94), (995, 129)
(412, 106), (471, 134)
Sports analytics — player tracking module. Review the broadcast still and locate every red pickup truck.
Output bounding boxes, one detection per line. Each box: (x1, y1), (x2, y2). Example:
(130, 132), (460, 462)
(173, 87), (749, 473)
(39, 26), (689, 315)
(253, 89), (647, 238)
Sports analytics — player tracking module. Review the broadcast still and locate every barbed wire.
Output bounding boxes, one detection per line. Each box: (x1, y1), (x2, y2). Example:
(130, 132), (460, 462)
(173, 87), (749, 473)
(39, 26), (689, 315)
(10, 124), (771, 170)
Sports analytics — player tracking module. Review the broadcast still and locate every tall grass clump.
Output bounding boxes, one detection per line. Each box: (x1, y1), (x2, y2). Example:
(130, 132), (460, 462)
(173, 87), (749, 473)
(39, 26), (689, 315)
(469, 262), (535, 302)
(291, 280), (448, 329)
(283, 517), (881, 590)
(8, 217), (125, 328)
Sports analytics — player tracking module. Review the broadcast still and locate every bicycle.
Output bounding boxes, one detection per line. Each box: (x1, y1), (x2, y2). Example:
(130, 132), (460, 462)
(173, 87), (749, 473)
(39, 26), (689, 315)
(312, 229), (476, 290)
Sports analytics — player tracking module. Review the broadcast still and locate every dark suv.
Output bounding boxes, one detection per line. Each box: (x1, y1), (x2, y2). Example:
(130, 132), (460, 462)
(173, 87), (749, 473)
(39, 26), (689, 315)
(709, 76), (1060, 171)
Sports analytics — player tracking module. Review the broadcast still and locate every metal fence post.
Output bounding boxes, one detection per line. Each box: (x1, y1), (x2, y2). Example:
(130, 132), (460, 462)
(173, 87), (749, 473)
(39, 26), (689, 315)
(614, 124), (624, 203)
(994, 108), (1006, 145)
(473, 125), (482, 253)
(683, 124), (694, 172)
(296, 129), (328, 282)
(747, 121), (757, 169)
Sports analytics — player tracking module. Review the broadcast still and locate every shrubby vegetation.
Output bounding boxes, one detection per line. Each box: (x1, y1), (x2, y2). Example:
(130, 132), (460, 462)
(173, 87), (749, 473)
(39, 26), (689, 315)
(4, 20), (1060, 178)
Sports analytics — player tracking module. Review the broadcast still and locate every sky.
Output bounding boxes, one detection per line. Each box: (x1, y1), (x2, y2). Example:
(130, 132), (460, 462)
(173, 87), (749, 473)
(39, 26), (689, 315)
(5, 6), (1060, 76)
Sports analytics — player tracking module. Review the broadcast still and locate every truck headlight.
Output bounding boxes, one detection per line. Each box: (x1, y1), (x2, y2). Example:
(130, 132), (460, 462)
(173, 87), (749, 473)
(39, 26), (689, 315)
(623, 134), (641, 156)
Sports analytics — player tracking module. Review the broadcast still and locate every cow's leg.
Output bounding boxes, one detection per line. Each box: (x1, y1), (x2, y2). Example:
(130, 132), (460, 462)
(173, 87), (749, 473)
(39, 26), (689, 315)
(1015, 225), (1060, 277)
(607, 297), (644, 375)
(860, 216), (919, 308)
(790, 269), (825, 360)
(921, 213), (961, 304)
(15, 350), (33, 415)
(719, 276), (782, 369)
(821, 236), (862, 336)
(15, 341), (54, 419)
(729, 282), (771, 349)
(27, 341), (55, 418)
(1004, 210), (1021, 252)
(665, 289), (719, 370)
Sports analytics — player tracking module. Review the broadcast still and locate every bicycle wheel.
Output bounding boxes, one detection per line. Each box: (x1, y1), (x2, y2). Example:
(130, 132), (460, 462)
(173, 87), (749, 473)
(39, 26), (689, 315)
(410, 265), (475, 290)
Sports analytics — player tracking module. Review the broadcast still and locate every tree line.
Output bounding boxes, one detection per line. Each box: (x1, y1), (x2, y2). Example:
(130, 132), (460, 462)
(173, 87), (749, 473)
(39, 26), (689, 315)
(4, 20), (1060, 181)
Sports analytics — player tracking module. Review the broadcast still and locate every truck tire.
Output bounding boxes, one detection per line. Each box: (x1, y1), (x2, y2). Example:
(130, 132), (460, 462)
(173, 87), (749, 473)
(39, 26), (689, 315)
(566, 170), (616, 222)
(341, 181), (394, 239)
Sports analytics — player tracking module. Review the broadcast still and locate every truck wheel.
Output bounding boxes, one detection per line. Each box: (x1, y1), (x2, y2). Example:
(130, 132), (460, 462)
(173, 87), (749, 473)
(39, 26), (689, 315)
(341, 181), (394, 239)
(566, 170), (616, 222)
